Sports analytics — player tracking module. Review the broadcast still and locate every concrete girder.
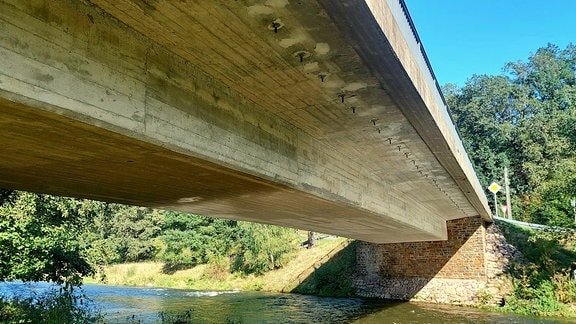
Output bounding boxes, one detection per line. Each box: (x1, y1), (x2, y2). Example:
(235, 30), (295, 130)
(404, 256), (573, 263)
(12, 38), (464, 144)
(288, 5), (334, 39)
(0, 0), (490, 243)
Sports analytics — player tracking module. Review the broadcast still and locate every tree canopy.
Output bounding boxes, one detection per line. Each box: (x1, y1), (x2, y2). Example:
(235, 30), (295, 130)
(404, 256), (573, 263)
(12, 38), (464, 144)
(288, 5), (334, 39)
(445, 43), (576, 226)
(0, 192), (94, 286)
(0, 190), (300, 286)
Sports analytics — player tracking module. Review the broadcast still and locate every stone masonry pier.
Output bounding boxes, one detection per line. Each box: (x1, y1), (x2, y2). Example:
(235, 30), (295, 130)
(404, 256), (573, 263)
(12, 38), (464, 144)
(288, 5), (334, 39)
(354, 218), (519, 304)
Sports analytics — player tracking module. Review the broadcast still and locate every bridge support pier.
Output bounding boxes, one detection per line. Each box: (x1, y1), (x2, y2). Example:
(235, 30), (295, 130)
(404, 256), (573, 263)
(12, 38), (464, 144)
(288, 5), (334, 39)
(354, 217), (495, 304)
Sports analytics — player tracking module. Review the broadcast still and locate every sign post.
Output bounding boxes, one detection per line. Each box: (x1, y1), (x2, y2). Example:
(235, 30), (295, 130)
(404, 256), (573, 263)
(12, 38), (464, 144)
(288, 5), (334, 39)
(504, 167), (512, 219)
(571, 198), (576, 224)
(488, 182), (501, 217)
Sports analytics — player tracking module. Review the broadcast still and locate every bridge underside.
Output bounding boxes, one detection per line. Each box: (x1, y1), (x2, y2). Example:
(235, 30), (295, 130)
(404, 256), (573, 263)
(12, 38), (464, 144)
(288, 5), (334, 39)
(0, 0), (490, 243)
(0, 98), (435, 243)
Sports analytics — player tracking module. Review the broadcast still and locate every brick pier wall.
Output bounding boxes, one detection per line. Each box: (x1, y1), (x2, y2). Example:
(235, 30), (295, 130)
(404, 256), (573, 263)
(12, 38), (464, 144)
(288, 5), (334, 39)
(354, 217), (493, 304)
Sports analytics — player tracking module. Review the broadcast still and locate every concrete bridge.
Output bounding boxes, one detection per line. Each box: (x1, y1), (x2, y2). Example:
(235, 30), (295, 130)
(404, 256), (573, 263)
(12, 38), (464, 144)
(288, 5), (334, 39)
(0, 0), (491, 244)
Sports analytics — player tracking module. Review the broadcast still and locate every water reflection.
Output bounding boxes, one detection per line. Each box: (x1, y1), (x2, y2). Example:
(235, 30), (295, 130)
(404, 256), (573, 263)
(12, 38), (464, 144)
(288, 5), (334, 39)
(91, 287), (379, 323)
(353, 302), (568, 324)
(0, 282), (571, 323)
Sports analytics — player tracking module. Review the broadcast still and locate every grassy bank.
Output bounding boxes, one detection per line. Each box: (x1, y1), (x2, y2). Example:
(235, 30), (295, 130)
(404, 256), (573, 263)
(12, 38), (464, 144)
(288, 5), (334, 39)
(497, 221), (576, 317)
(292, 240), (358, 297)
(85, 237), (351, 294)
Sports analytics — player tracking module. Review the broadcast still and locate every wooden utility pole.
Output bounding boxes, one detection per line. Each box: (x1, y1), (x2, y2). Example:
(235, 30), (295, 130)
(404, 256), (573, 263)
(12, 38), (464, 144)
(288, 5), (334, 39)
(504, 167), (512, 219)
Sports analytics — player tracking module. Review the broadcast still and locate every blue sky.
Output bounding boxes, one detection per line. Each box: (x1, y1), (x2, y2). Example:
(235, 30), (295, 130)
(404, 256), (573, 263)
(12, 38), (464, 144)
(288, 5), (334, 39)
(404, 1), (576, 86)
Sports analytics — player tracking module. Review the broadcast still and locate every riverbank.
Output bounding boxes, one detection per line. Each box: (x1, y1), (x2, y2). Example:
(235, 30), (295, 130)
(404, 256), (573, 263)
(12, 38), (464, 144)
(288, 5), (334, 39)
(84, 221), (576, 319)
(5, 281), (554, 323)
(494, 220), (576, 317)
(85, 236), (352, 294)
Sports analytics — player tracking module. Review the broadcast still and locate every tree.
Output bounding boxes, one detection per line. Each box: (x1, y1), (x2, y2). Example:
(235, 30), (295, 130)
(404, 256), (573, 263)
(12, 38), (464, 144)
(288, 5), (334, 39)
(157, 212), (238, 268)
(108, 206), (164, 262)
(444, 75), (515, 189)
(445, 43), (576, 224)
(307, 231), (316, 249)
(232, 222), (298, 275)
(82, 204), (165, 265)
(0, 192), (94, 286)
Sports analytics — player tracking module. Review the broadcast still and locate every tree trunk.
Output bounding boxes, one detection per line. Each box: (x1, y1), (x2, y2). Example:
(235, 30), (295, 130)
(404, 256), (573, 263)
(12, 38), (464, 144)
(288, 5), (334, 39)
(307, 231), (316, 249)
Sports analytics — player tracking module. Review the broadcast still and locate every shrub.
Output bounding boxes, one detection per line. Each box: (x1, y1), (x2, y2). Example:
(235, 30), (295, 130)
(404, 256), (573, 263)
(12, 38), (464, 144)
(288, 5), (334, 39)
(0, 287), (102, 323)
(499, 221), (576, 317)
(232, 223), (298, 275)
(552, 272), (576, 304)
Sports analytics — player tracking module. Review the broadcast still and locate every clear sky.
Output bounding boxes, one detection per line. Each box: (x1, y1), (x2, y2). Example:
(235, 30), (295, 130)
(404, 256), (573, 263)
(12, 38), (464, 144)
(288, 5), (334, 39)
(404, 0), (576, 86)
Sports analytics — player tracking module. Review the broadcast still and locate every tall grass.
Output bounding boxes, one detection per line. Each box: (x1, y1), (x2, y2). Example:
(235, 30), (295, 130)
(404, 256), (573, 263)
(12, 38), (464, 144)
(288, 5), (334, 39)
(498, 221), (576, 317)
(292, 240), (357, 297)
(0, 287), (103, 323)
(85, 237), (350, 294)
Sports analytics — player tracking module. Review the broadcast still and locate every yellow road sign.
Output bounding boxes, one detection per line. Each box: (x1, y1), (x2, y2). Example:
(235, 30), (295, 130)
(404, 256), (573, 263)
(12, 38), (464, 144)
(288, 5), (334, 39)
(488, 182), (501, 194)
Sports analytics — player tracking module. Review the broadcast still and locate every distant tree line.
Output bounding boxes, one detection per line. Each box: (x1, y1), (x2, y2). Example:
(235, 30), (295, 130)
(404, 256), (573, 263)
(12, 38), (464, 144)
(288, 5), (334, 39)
(0, 189), (299, 286)
(444, 43), (576, 226)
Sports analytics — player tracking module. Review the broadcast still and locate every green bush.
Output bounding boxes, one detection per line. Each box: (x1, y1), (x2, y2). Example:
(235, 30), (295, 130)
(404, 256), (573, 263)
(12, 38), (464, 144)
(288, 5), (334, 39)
(0, 288), (102, 323)
(499, 222), (576, 317)
(158, 309), (193, 323)
(157, 214), (239, 270)
(504, 277), (570, 317)
(231, 223), (298, 275)
(552, 272), (576, 304)
(0, 192), (94, 285)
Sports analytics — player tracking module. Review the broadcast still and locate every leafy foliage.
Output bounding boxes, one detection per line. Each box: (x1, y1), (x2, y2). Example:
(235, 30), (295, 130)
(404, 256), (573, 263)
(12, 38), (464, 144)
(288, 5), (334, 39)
(446, 43), (576, 225)
(498, 222), (576, 316)
(0, 192), (94, 286)
(232, 223), (298, 275)
(157, 212), (238, 269)
(1, 189), (301, 288)
(0, 287), (102, 323)
(106, 206), (164, 262)
(447, 45), (576, 315)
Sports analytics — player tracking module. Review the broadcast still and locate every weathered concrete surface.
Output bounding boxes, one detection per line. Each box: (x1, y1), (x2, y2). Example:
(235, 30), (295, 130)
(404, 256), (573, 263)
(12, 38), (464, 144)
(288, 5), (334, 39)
(0, 0), (490, 243)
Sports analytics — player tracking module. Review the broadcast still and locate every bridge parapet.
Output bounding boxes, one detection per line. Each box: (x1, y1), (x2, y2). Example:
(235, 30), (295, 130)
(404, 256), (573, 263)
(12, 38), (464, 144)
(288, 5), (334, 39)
(321, 0), (491, 221)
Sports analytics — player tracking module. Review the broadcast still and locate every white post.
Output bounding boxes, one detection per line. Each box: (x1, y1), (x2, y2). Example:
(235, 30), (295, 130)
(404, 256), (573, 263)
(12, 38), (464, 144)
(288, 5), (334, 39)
(571, 198), (576, 223)
(504, 167), (512, 219)
(493, 192), (499, 217)
(488, 182), (501, 218)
